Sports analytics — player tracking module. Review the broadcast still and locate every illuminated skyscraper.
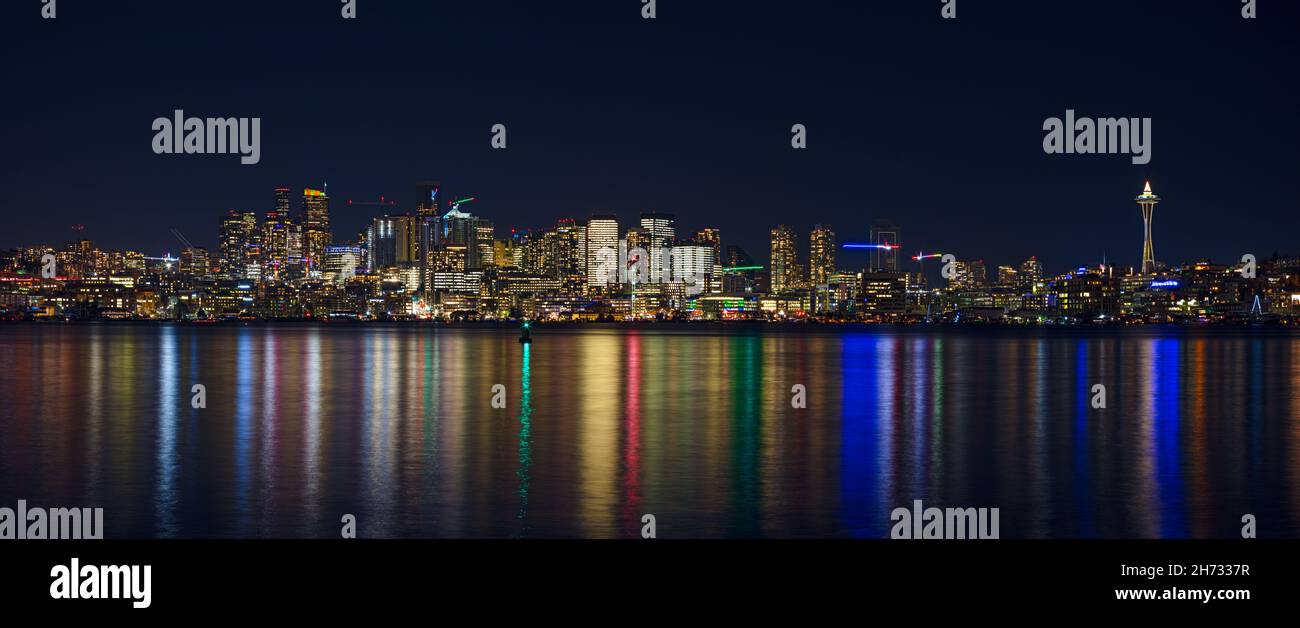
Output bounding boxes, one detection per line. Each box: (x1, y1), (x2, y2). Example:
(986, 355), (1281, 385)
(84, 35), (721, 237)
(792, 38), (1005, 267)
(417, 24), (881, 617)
(302, 188), (331, 276)
(1019, 256), (1042, 293)
(435, 203), (493, 270)
(369, 215), (418, 270)
(639, 212), (675, 283)
(586, 215), (619, 290)
(769, 224), (797, 294)
(261, 207), (290, 281)
(694, 227), (722, 293)
(671, 242), (714, 296)
(1136, 181), (1159, 275)
(809, 224), (836, 286)
(219, 210), (257, 279)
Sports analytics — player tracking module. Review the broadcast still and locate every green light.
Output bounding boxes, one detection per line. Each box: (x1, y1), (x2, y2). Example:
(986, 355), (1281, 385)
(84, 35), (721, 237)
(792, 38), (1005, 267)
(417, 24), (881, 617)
(721, 265), (763, 273)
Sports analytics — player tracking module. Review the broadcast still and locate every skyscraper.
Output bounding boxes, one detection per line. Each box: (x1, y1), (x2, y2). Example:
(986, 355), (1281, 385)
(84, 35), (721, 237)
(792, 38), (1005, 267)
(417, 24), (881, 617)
(586, 215), (619, 290)
(1136, 181), (1159, 275)
(219, 210), (257, 279)
(694, 227), (722, 293)
(436, 203), (493, 270)
(869, 220), (901, 271)
(261, 207), (290, 281)
(302, 188), (331, 276)
(809, 224), (836, 286)
(769, 224), (797, 294)
(639, 212), (675, 283)
(369, 215), (418, 271)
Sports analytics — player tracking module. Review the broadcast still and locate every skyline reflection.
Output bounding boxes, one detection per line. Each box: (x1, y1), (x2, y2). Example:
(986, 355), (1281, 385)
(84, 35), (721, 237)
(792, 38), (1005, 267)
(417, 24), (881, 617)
(1, 324), (1297, 539)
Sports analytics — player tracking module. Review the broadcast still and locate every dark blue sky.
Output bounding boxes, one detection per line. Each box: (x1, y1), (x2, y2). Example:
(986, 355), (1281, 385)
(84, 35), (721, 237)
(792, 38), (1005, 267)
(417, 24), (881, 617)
(2, 0), (1296, 274)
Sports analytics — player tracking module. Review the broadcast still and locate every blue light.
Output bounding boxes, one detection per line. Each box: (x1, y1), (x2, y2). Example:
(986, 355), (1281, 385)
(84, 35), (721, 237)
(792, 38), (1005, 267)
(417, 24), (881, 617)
(1150, 280), (1180, 289)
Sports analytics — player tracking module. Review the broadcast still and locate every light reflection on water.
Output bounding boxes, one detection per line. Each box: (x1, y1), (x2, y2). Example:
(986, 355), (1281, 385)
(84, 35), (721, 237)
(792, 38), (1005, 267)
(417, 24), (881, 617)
(0, 323), (1297, 539)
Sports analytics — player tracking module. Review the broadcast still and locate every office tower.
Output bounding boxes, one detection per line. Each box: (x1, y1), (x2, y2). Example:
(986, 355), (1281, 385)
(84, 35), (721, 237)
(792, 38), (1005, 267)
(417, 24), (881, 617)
(275, 187), (291, 215)
(322, 245), (362, 284)
(1019, 257), (1042, 293)
(997, 265), (1018, 286)
(180, 246), (210, 279)
(639, 213), (675, 283)
(436, 203), (492, 270)
(301, 188), (331, 276)
(261, 208), (290, 281)
(869, 220), (901, 271)
(369, 215), (418, 271)
(474, 222), (496, 268)
(586, 215), (619, 289)
(1136, 181), (1159, 274)
(951, 259), (987, 289)
(809, 224), (836, 286)
(694, 227), (723, 293)
(671, 242), (714, 296)
(550, 218), (584, 279)
(769, 224), (797, 294)
(219, 210), (257, 279)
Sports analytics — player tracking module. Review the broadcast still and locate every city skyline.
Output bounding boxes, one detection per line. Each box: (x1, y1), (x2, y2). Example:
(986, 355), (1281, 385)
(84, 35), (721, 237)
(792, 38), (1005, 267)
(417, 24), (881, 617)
(2, 1), (1298, 270)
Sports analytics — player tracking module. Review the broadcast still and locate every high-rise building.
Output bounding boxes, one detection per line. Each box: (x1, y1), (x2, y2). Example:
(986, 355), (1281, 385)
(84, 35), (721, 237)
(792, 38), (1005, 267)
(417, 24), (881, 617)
(694, 227), (722, 293)
(219, 210), (257, 279)
(639, 213), (675, 283)
(261, 207), (291, 281)
(997, 265), (1019, 286)
(869, 220), (901, 271)
(671, 242), (714, 296)
(951, 259), (987, 290)
(809, 224), (836, 287)
(770, 225), (798, 294)
(549, 218), (584, 280)
(586, 215), (619, 290)
(436, 204), (493, 270)
(1019, 257), (1042, 293)
(1136, 181), (1159, 275)
(302, 188), (331, 276)
(275, 187), (291, 215)
(180, 247), (210, 279)
(322, 245), (362, 284)
(369, 215), (418, 271)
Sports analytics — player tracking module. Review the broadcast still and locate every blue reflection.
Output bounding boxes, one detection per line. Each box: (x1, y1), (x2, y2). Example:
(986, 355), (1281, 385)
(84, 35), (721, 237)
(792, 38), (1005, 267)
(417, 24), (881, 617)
(1153, 337), (1186, 537)
(1073, 340), (1093, 537)
(841, 334), (882, 537)
(154, 325), (178, 537)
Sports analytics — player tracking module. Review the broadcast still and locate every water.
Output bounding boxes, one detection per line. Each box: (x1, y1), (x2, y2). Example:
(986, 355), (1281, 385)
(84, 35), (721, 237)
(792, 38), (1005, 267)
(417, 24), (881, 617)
(1, 322), (1297, 539)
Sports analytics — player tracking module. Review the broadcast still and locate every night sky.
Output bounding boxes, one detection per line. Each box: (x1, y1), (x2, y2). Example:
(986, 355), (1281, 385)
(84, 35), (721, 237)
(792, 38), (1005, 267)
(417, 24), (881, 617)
(2, 0), (1296, 274)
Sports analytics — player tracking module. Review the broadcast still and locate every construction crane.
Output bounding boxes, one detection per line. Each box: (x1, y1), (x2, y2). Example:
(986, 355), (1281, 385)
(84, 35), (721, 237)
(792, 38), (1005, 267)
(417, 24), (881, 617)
(346, 195), (399, 210)
(171, 228), (196, 251)
(450, 197), (476, 213)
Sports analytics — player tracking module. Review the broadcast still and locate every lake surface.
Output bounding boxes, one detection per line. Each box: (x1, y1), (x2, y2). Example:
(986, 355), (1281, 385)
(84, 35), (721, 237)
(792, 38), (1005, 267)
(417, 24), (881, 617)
(1, 323), (1297, 539)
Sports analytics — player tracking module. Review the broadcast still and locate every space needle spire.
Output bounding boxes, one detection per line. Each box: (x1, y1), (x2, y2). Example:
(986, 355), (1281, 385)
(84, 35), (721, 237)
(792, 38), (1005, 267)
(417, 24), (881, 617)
(1135, 181), (1160, 275)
